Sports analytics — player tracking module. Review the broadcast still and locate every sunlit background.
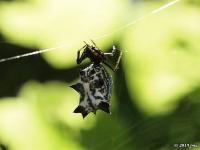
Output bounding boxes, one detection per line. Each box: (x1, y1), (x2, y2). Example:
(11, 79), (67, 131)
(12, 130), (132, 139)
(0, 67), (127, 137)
(0, 0), (200, 150)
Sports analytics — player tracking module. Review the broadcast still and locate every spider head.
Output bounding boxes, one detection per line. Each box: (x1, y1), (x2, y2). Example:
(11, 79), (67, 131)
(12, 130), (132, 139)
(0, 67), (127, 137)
(77, 41), (106, 65)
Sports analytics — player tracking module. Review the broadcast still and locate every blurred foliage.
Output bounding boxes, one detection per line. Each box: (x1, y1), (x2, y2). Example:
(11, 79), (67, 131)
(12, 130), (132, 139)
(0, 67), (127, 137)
(0, 0), (126, 68)
(123, 2), (200, 114)
(0, 0), (200, 150)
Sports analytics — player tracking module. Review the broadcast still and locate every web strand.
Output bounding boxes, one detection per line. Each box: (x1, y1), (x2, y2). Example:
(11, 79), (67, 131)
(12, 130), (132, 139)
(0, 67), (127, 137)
(0, 44), (68, 63)
(0, 0), (180, 63)
(93, 0), (180, 40)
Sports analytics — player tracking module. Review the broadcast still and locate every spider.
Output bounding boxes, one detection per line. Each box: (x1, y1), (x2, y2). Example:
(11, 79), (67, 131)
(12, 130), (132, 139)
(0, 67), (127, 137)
(76, 40), (122, 71)
(71, 40), (122, 118)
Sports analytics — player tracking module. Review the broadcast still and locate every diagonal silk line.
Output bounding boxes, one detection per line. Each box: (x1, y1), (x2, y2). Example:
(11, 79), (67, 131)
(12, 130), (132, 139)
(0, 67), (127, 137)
(93, 0), (180, 40)
(0, 0), (180, 63)
(0, 44), (70, 63)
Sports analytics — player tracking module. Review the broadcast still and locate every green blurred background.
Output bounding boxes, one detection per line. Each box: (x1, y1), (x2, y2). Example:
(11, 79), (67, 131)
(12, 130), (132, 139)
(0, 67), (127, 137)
(0, 0), (200, 150)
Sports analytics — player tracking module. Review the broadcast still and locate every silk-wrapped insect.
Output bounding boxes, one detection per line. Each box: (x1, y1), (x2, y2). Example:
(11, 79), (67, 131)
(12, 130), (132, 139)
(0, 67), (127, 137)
(70, 41), (122, 118)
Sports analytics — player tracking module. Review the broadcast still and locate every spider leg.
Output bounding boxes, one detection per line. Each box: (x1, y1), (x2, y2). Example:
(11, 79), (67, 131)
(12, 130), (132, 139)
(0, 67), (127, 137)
(77, 50), (81, 64)
(112, 45), (116, 55)
(109, 45), (122, 71)
(91, 39), (97, 47)
(83, 41), (88, 45)
(113, 50), (122, 71)
(104, 46), (122, 71)
(77, 45), (86, 64)
(91, 40), (103, 54)
(104, 52), (114, 57)
(104, 45), (116, 57)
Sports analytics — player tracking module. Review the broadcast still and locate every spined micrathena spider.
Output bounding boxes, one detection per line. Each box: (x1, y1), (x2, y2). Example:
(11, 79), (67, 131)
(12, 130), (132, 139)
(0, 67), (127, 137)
(70, 40), (122, 118)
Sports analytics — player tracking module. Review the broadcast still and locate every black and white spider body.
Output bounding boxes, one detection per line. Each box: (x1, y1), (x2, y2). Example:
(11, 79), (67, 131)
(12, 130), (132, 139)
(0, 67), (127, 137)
(71, 41), (122, 118)
(71, 64), (112, 118)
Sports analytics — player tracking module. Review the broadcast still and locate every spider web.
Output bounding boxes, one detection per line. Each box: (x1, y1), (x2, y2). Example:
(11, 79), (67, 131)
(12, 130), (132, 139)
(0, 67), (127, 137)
(0, 0), (180, 63)
(0, 0), (181, 149)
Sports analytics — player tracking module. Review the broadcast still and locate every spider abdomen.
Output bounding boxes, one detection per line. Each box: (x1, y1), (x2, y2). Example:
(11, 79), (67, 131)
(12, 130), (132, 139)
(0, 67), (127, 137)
(70, 64), (112, 118)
